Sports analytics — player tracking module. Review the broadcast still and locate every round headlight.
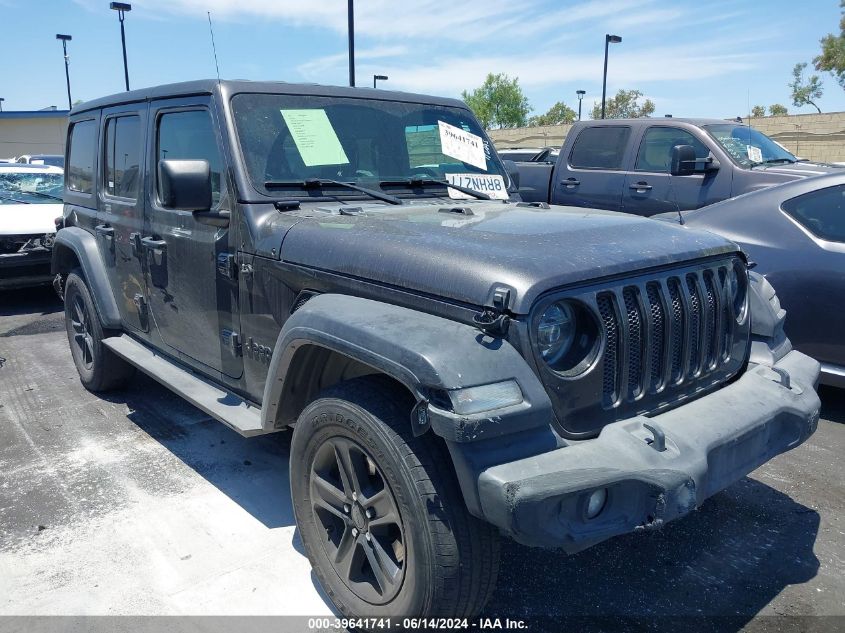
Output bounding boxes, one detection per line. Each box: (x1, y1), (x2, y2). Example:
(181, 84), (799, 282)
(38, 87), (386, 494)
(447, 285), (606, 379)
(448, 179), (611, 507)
(538, 301), (576, 364)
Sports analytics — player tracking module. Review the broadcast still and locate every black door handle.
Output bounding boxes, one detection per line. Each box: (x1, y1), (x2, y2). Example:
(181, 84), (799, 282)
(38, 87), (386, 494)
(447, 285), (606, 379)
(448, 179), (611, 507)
(629, 182), (653, 191)
(141, 236), (167, 250)
(561, 178), (580, 187)
(95, 224), (114, 237)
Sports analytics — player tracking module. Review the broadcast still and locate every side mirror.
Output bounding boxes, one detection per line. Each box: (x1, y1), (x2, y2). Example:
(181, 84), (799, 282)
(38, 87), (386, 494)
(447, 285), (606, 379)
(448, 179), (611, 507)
(158, 159), (212, 211)
(502, 159), (520, 189)
(670, 145), (696, 176)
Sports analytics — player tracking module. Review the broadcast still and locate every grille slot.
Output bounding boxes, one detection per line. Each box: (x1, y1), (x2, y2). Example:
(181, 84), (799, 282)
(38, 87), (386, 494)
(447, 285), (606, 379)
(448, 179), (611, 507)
(597, 263), (738, 407)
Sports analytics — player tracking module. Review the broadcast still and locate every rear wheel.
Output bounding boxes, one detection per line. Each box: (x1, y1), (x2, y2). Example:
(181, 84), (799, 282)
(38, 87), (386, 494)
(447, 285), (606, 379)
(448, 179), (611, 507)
(290, 376), (500, 619)
(64, 270), (134, 392)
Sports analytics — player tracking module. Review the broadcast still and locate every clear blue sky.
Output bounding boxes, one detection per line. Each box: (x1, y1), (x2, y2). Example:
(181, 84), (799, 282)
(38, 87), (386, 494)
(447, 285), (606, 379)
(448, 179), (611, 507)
(3, 0), (843, 120)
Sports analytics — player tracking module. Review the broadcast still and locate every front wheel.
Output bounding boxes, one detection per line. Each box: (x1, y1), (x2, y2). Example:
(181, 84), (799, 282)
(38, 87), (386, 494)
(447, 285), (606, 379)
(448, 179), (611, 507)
(290, 376), (500, 619)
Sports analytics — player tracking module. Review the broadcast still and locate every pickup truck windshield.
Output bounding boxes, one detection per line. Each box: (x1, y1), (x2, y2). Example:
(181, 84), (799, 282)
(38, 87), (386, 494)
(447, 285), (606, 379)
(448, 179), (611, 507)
(0, 172), (63, 205)
(231, 93), (505, 197)
(703, 124), (796, 167)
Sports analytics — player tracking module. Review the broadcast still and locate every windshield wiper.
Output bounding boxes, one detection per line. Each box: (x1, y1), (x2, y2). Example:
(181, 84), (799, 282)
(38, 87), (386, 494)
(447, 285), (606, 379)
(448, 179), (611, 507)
(6, 188), (63, 202)
(753, 158), (797, 166)
(264, 178), (402, 205)
(381, 178), (492, 201)
(0, 193), (31, 204)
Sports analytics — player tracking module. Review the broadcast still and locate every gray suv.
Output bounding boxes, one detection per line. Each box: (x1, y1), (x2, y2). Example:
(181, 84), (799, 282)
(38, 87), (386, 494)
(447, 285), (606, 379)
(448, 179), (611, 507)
(53, 80), (821, 620)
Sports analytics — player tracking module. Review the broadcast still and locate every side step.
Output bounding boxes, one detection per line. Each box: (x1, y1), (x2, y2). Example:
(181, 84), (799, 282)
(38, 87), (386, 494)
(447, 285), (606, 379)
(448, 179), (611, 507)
(103, 335), (266, 437)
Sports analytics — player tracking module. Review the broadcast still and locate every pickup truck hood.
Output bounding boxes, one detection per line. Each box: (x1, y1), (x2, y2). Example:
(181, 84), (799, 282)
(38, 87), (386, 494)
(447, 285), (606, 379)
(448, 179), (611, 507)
(281, 201), (737, 314)
(0, 202), (61, 235)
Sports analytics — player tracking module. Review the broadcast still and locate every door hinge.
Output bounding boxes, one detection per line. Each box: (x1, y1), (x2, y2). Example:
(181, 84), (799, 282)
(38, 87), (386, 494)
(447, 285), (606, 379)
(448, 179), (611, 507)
(217, 253), (237, 280)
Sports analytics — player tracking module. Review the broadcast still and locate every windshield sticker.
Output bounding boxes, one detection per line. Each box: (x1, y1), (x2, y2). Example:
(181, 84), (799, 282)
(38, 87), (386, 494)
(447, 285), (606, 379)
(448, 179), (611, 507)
(746, 145), (763, 163)
(446, 173), (508, 200)
(438, 121), (488, 170)
(280, 109), (349, 167)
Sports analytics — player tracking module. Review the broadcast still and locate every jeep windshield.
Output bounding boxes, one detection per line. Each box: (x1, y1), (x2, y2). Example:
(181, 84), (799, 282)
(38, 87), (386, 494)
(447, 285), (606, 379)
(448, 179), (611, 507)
(0, 171), (63, 205)
(703, 123), (797, 168)
(231, 93), (508, 201)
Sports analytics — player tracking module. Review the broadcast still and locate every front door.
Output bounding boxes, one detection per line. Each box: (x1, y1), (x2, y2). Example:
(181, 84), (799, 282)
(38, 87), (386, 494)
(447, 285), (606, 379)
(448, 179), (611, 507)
(142, 99), (241, 379)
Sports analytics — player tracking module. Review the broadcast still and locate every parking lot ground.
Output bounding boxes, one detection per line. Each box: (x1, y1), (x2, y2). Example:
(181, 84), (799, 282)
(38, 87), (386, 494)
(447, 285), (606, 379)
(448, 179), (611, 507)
(1, 287), (844, 629)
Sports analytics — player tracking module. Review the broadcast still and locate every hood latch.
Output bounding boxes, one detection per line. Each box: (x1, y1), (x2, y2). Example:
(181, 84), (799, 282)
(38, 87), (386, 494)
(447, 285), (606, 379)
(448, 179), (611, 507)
(473, 286), (511, 337)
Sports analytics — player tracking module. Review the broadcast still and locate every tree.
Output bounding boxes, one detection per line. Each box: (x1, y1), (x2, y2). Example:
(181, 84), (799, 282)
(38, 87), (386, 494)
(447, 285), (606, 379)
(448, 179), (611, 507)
(461, 73), (531, 129)
(751, 105), (766, 117)
(527, 101), (577, 126)
(789, 62), (823, 113)
(590, 89), (655, 119)
(768, 103), (789, 116)
(814, 0), (845, 89)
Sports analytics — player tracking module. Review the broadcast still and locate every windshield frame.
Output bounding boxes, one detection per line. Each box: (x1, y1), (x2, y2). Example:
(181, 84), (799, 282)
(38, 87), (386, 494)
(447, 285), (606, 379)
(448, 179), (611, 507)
(227, 91), (512, 203)
(702, 123), (797, 168)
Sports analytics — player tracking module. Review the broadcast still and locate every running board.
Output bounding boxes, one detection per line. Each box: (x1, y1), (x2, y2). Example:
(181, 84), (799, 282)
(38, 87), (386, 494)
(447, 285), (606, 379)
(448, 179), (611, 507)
(103, 335), (266, 437)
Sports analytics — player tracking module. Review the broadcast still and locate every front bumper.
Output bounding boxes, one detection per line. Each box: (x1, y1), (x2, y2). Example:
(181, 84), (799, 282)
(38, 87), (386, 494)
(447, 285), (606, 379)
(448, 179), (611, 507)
(476, 350), (821, 551)
(0, 249), (53, 289)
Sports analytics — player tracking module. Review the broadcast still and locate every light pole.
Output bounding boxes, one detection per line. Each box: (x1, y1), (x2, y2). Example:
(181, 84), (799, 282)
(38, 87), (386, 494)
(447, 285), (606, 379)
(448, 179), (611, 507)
(110, 2), (132, 91)
(56, 34), (73, 109)
(373, 74), (388, 89)
(347, 0), (355, 87)
(576, 89), (585, 121)
(0, 98), (4, 112)
(601, 34), (621, 119)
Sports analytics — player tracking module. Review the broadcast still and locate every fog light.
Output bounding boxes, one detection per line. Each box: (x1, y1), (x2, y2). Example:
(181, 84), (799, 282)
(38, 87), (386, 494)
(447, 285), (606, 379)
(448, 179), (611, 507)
(585, 488), (608, 519)
(447, 380), (523, 415)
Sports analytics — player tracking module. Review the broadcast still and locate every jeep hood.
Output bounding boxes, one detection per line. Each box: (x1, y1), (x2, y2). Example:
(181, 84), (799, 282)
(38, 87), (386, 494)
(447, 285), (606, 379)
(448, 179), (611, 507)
(280, 201), (737, 314)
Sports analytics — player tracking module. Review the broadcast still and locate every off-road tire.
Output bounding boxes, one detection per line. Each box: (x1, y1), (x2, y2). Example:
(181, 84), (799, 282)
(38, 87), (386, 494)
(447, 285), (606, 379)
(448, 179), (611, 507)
(291, 376), (500, 620)
(64, 270), (134, 392)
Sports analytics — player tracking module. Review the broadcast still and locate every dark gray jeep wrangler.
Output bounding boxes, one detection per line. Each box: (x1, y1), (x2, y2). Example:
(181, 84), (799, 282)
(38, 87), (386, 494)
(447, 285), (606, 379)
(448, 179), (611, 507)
(53, 80), (821, 619)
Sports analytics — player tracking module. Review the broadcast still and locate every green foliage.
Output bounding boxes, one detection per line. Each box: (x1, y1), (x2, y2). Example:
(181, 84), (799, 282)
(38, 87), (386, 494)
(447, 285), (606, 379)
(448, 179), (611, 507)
(790, 62), (823, 113)
(768, 103), (789, 116)
(461, 73), (531, 129)
(751, 105), (766, 118)
(590, 89), (655, 119)
(527, 101), (577, 126)
(814, 0), (845, 89)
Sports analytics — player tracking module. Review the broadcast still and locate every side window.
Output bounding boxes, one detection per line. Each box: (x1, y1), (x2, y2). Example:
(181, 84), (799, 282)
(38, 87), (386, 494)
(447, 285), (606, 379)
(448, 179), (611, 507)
(156, 110), (224, 208)
(67, 120), (97, 194)
(569, 126), (631, 170)
(635, 127), (710, 172)
(104, 115), (141, 200)
(781, 184), (845, 243)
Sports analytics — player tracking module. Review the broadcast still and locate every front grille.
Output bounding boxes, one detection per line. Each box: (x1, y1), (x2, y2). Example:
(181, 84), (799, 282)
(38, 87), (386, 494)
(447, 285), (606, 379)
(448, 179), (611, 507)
(595, 260), (740, 407)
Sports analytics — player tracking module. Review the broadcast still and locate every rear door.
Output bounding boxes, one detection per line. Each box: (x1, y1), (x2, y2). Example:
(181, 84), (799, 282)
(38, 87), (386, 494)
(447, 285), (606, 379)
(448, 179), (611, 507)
(622, 125), (731, 216)
(142, 97), (242, 379)
(97, 105), (147, 332)
(551, 125), (631, 211)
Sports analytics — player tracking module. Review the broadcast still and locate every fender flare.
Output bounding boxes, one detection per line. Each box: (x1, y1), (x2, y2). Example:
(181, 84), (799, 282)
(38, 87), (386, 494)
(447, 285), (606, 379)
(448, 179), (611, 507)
(52, 226), (122, 329)
(260, 293), (552, 440)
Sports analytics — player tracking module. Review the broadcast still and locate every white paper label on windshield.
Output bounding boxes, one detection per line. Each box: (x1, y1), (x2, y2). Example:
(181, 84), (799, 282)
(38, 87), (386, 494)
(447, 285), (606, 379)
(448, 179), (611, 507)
(438, 121), (488, 170)
(446, 173), (508, 200)
(746, 145), (763, 163)
(280, 109), (349, 167)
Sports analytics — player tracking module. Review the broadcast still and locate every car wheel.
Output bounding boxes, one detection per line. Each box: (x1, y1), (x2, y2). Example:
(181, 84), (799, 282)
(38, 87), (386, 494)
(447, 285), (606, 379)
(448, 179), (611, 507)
(291, 376), (500, 619)
(64, 270), (135, 392)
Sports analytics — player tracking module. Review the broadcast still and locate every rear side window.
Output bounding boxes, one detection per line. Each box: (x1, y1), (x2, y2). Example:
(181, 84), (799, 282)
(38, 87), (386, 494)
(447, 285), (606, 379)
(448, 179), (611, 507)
(156, 110), (224, 208)
(569, 126), (631, 170)
(67, 120), (97, 194)
(104, 115), (142, 200)
(635, 127), (710, 172)
(781, 184), (845, 243)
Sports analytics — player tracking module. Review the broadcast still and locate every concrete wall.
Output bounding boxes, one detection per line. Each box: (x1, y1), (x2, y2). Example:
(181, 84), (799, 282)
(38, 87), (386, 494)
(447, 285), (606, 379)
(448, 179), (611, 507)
(0, 112), (69, 160)
(488, 111), (845, 164)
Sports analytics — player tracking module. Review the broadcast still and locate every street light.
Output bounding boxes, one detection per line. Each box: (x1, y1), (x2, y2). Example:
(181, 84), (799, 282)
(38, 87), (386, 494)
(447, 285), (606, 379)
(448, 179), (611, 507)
(576, 89), (586, 121)
(56, 34), (73, 110)
(347, 0), (355, 87)
(110, 2), (132, 92)
(373, 74), (388, 89)
(601, 34), (622, 119)
(0, 98), (4, 112)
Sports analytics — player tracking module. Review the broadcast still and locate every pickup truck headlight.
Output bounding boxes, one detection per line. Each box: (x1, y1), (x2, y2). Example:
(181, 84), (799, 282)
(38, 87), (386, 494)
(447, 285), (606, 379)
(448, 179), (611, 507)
(536, 300), (600, 375)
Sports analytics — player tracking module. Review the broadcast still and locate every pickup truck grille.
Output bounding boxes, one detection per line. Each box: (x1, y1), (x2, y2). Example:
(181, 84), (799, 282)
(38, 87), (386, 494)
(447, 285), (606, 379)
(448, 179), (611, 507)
(531, 256), (750, 437)
(595, 264), (738, 407)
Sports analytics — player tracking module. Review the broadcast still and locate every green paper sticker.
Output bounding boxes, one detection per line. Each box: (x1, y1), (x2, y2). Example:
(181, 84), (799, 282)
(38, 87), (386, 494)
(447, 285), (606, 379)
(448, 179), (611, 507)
(280, 109), (349, 167)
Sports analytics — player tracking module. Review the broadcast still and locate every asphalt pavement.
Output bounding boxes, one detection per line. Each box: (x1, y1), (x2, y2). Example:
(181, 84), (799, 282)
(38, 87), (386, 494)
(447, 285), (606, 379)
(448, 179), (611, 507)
(0, 286), (843, 631)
